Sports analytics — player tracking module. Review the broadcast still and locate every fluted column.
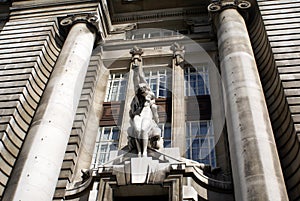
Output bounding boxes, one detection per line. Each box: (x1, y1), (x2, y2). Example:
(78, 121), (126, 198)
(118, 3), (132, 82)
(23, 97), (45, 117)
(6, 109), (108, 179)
(208, 1), (288, 200)
(3, 13), (100, 201)
(170, 43), (186, 156)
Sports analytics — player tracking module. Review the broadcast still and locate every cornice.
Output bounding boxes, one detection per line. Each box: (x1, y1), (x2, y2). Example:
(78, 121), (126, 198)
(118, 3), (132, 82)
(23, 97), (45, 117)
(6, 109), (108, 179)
(111, 7), (207, 24)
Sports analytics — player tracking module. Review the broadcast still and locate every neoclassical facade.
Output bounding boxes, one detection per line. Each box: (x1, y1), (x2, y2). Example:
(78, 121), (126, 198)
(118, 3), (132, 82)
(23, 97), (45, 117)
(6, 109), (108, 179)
(0, 0), (300, 201)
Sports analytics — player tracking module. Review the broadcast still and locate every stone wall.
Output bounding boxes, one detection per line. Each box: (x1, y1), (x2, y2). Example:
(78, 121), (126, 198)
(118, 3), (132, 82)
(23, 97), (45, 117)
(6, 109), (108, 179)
(0, 0), (99, 199)
(253, 0), (300, 200)
(258, 0), (300, 137)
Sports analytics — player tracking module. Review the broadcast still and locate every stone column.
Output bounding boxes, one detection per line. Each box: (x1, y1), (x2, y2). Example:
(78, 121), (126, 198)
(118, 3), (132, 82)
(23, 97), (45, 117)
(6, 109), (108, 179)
(119, 47), (144, 148)
(3, 14), (100, 201)
(170, 43), (186, 156)
(72, 67), (109, 182)
(208, 1), (289, 200)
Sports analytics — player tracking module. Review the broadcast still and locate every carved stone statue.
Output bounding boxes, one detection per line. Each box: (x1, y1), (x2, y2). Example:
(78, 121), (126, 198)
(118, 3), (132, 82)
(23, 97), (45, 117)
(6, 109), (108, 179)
(128, 47), (163, 156)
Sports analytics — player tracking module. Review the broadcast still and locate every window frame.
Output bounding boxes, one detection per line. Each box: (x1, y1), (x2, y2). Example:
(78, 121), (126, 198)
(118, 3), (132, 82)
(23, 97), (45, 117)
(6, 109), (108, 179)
(105, 72), (128, 102)
(91, 126), (120, 168)
(184, 64), (210, 96)
(143, 66), (172, 98)
(185, 120), (216, 167)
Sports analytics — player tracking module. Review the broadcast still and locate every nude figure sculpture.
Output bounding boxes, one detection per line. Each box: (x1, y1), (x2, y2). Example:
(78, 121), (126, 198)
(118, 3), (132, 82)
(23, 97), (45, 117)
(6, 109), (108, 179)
(128, 47), (163, 156)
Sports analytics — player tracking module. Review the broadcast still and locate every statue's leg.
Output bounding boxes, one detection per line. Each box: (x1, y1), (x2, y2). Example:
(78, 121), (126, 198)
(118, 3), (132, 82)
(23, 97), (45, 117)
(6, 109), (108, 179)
(135, 138), (142, 157)
(141, 138), (148, 157)
(140, 118), (152, 157)
(151, 104), (159, 123)
(133, 115), (142, 156)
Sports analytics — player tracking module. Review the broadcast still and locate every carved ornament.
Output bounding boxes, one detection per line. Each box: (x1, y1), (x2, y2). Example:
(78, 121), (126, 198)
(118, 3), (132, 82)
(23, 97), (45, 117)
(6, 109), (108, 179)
(208, 0), (251, 13)
(59, 13), (101, 39)
(130, 46), (144, 63)
(170, 42), (185, 66)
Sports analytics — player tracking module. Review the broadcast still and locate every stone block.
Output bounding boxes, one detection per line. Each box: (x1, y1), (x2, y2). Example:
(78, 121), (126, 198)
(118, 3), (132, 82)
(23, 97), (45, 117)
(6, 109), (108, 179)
(7, 119), (26, 140)
(183, 185), (198, 201)
(0, 171), (8, 186)
(161, 147), (180, 160)
(0, 184), (4, 197)
(58, 169), (72, 180)
(108, 150), (119, 162)
(63, 152), (77, 161)
(0, 153), (12, 175)
(61, 161), (75, 171)
(55, 179), (68, 188)
(131, 157), (152, 184)
(113, 165), (126, 185)
(1, 135), (19, 157)
(3, 128), (21, 150)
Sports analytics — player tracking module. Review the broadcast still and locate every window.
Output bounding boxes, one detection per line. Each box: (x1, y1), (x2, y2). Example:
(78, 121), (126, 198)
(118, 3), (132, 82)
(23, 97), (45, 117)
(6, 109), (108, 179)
(128, 30), (179, 40)
(91, 126), (120, 168)
(186, 121), (216, 167)
(158, 123), (171, 148)
(184, 64), (209, 96)
(144, 67), (171, 98)
(105, 73), (128, 102)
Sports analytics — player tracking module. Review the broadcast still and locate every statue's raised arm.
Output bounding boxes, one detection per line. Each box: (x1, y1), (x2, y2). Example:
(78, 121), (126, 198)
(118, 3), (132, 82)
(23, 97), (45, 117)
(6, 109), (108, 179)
(128, 46), (162, 157)
(130, 46), (148, 91)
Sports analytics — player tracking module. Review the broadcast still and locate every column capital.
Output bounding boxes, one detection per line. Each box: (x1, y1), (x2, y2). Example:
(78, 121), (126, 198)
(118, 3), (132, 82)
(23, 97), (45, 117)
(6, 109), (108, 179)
(59, 13), (101, 40)
(170, 42), (185, 66)
(130, 46), (143, 63)
(208, 0), (251, 12)
(208, 1), (251, 35)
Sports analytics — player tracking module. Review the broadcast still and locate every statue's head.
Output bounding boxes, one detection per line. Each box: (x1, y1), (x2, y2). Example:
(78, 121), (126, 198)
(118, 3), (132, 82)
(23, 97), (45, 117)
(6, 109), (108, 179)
(137, 83), (150, 95)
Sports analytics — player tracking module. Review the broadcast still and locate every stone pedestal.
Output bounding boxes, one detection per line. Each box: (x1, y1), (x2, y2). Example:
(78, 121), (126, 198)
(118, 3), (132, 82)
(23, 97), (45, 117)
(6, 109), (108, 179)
(131, 157), (152, 184)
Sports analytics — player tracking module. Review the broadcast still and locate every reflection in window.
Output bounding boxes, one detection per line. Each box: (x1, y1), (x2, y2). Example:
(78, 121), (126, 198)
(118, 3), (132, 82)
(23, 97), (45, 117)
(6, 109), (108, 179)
(91, 126), (120, 168)
(186, 121), (216, 167)
(184, 65), (209, 96)
(105, 73), (128, 102)
(158, 123), (172, 148)
(144, 67), (171, 98)
(128, 30), (179, 40)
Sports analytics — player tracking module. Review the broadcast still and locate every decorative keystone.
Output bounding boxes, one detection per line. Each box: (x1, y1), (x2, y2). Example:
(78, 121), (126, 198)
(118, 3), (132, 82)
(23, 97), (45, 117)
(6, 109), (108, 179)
(170, 42), (185, 66)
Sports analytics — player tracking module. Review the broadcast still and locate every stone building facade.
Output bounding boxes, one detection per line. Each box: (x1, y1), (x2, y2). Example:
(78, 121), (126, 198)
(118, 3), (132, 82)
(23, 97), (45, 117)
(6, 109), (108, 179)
(0, 0), (300, 200)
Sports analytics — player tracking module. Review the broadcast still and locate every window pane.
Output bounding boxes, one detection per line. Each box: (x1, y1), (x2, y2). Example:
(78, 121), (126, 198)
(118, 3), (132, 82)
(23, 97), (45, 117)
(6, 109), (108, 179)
(144, 67), (171, 98)
(100, 144), (108, 152)
(112, 127), (119, 140)
(105, 73), (128, 101)
(91, 126), (120, 168)
(186, 120), (216, 167)
(184, 65), (210, 96)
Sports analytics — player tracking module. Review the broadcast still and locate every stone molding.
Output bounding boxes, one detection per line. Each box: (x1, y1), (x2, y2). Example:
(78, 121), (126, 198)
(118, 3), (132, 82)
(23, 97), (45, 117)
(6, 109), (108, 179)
(64, 148), (232, 200)
(170, 42), (185, 66)
(112, 7), (204, 24)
